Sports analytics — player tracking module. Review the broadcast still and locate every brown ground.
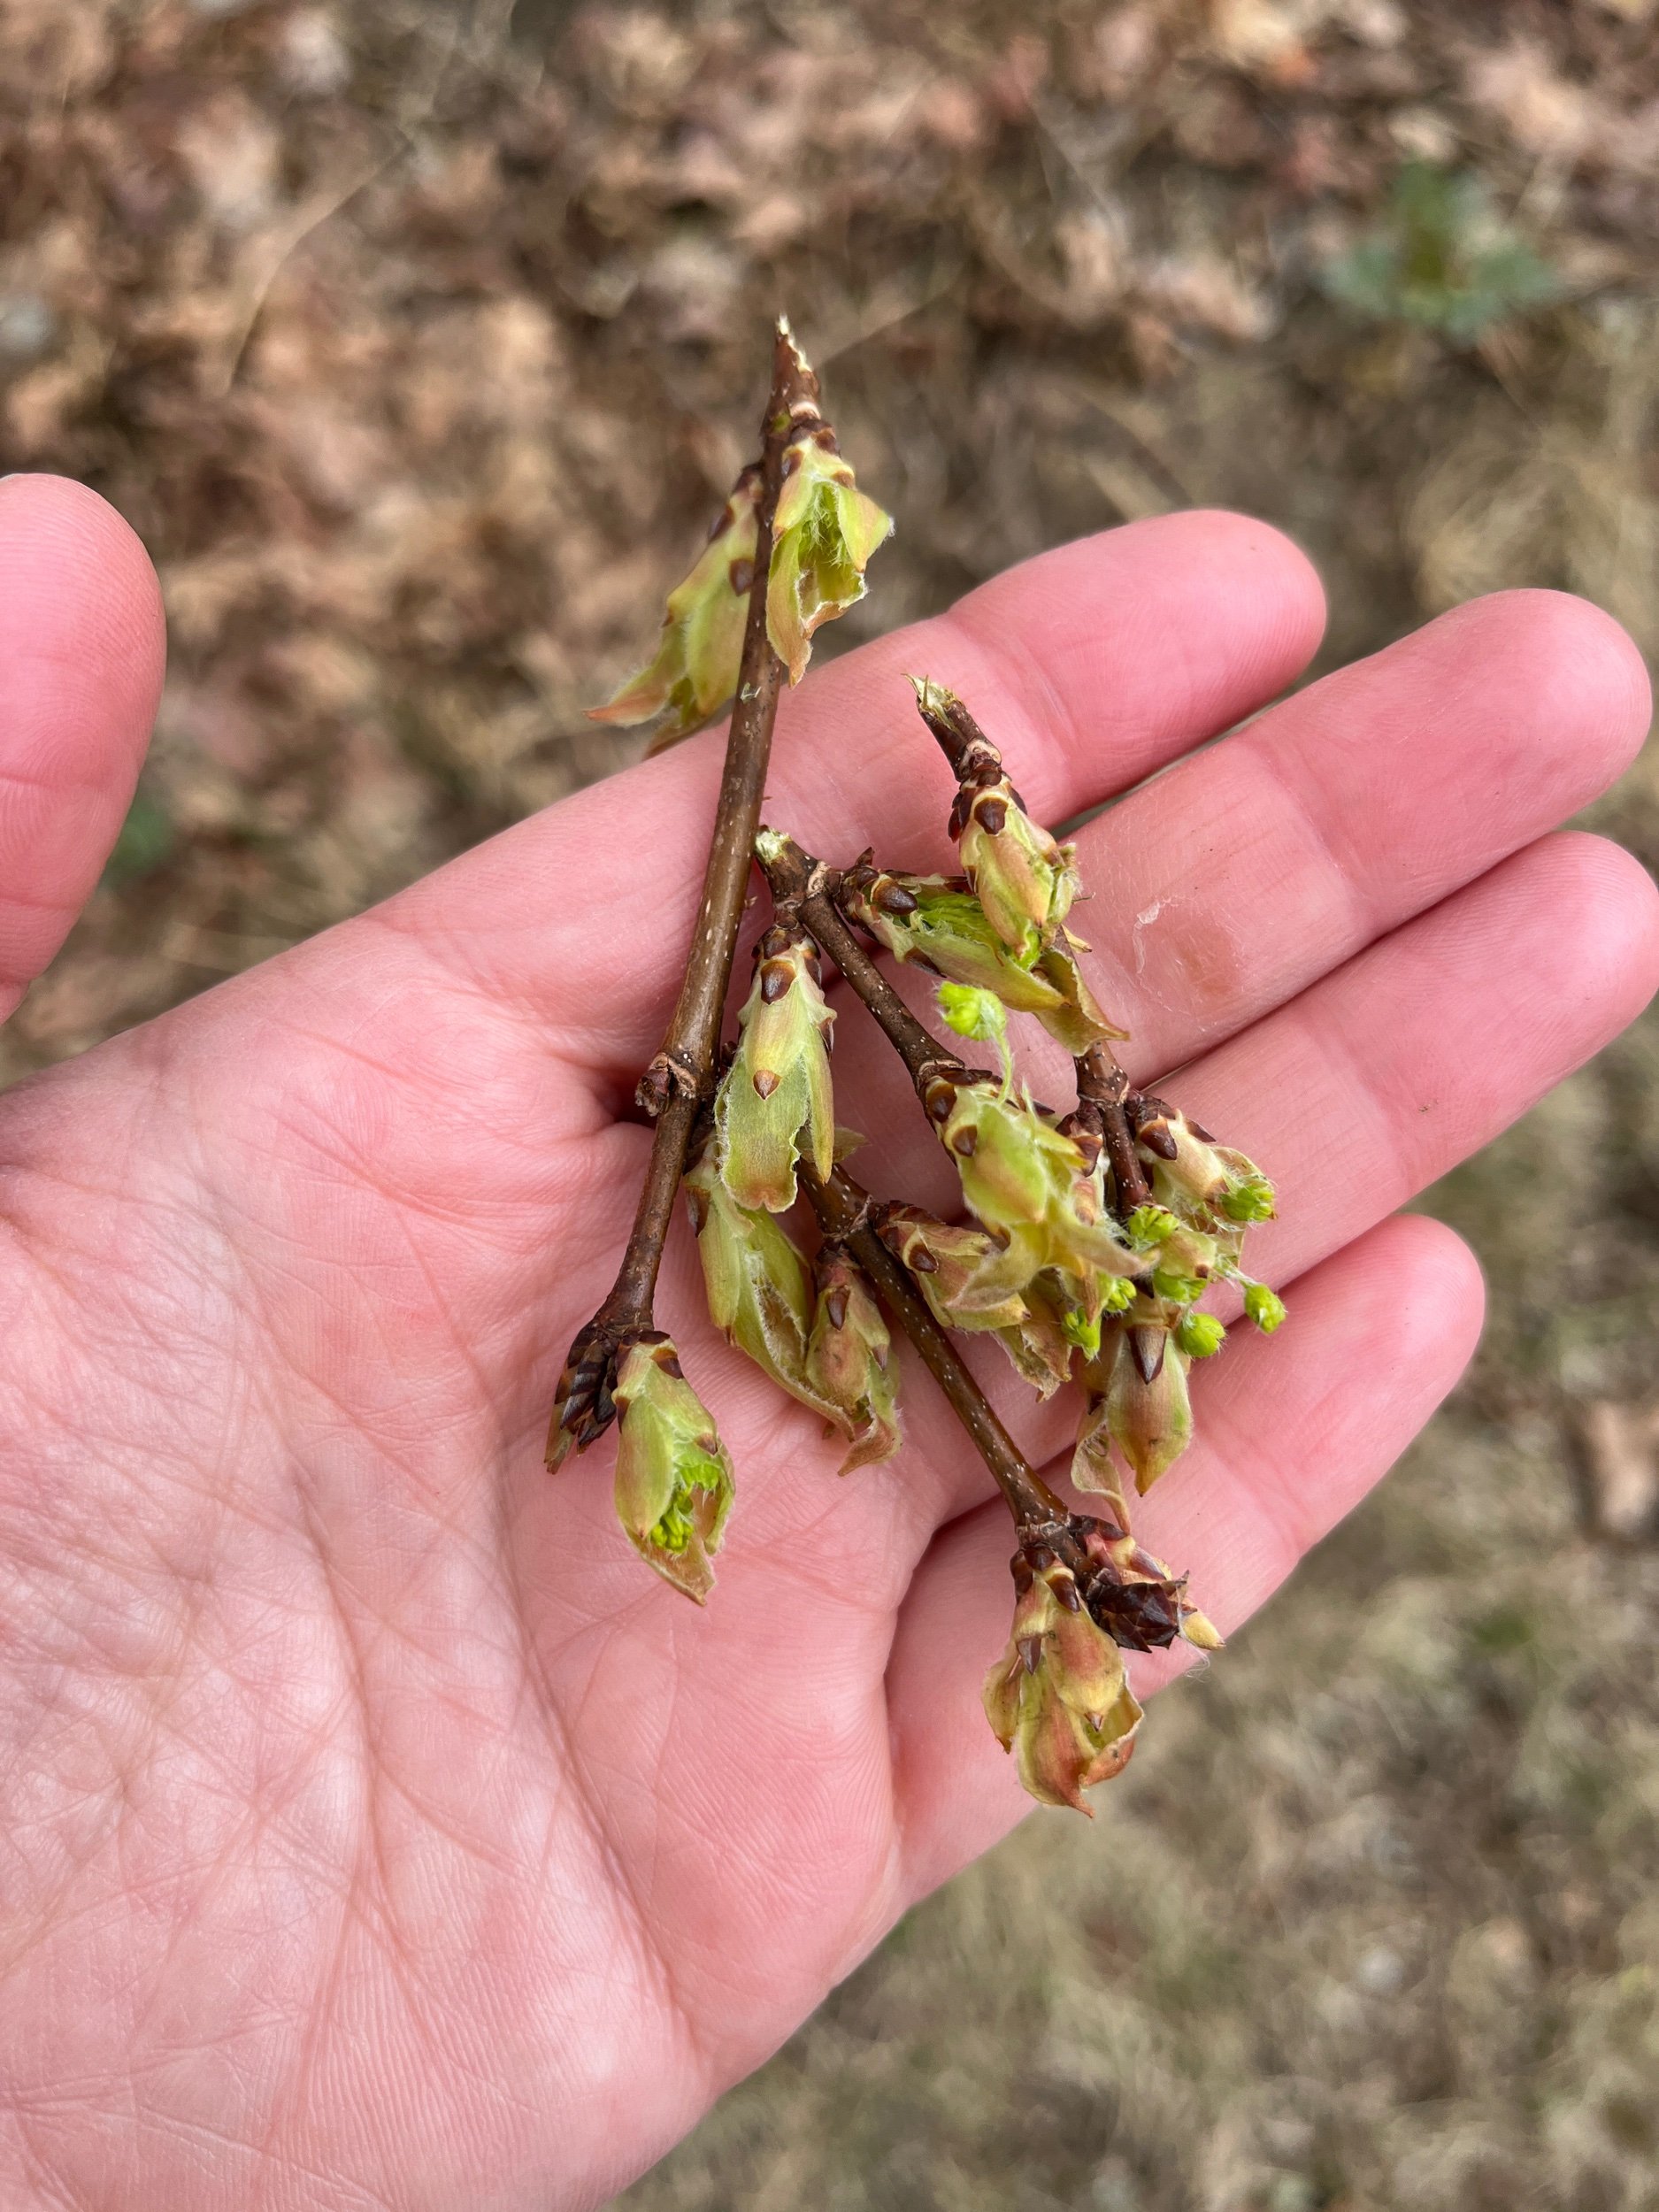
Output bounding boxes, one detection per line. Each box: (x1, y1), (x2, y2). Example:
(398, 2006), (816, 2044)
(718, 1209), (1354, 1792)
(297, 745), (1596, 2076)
(3, 4), (1658, 2206)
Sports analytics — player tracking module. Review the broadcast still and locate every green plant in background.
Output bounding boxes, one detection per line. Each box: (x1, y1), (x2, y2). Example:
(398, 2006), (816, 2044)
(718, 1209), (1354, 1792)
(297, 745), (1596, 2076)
(1321, 163), (1560, 345)
(100, 788), (173, 887)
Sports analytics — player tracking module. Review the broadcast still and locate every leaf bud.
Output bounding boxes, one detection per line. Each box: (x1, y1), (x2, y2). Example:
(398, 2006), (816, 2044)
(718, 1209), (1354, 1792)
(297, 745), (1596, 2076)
(717, 921), (835, 1212)
(611, 1337), (734, 1604)
(1103, 1327), (1194, 1494)
(982, 1554), (1143, 1811)
(803, 1245), (901, 1473)
(589, 466), (762, 752)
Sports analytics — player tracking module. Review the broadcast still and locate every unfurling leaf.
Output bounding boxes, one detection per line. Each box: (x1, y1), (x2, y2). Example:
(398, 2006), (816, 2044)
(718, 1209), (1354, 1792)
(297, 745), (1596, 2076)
(717, 921), (835, 1212)
(683, 1139), (821, 1406)
(876, 1203), (1037, 1332)
(767, 434), (893, 683)
(589, 467), (762, 752)
(612, 1338), (734, 1603)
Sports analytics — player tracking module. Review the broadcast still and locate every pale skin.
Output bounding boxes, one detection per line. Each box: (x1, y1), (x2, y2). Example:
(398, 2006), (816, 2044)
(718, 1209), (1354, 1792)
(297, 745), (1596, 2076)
(0, 472), (1655, 2212)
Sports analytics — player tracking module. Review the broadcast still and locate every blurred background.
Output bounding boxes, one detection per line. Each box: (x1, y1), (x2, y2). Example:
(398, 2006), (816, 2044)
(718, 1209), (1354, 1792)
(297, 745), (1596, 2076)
(4, 2), (1657, 2204)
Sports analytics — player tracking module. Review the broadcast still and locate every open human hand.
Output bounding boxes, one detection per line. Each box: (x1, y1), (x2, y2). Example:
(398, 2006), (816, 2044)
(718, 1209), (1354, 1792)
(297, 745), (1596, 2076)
(1, 473), (1653, 2212)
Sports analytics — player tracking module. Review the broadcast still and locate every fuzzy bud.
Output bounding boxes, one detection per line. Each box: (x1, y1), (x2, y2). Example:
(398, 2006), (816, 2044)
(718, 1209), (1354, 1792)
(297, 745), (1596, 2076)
(1243, 1282), (1287, 1333)
(1176, 1310), (1226, 1359)
(611, 1338), (734, 1603)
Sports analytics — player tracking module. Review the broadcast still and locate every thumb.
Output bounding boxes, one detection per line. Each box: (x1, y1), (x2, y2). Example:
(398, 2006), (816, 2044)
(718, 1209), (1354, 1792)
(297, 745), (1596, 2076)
(0, 475), (165, 1026)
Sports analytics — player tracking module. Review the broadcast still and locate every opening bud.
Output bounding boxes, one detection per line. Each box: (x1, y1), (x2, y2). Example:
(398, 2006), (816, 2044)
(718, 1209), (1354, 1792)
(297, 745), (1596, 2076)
(683, 1140), (821, 1409)
(876, 1202), (1037, 1331)
(767, 433), (894, 683)
(612, 1338), (734, 1604)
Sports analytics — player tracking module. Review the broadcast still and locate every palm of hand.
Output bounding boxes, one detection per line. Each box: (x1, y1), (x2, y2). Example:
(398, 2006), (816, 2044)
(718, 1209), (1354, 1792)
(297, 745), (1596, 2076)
(0, 479), (1652, 2212)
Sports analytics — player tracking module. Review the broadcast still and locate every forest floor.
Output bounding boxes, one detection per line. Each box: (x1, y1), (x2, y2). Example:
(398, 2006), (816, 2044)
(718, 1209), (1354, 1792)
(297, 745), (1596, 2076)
(4, 3), (1658, 2206)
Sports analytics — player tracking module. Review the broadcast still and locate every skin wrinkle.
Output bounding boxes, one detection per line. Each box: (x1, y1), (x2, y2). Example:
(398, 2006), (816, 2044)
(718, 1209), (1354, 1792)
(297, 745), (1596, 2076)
(513, 1600), (715, 2116)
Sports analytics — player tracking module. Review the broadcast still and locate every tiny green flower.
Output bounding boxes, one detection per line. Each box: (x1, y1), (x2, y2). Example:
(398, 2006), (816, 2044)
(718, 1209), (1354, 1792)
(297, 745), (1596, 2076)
(1125, 1204), (1179, 1248)
(1220, 1172), (1278, 1224)
(1243, 1282), (1286, 1333)
(717, 921), (835, 1212)
(611, 1338), (734, 1604)
(1062, 1305), (1102, 1358)
(1177, 1310), (1226, 1359)
(937, 981), (1007, 1045)
(1100, 1273), (1138, 1315)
